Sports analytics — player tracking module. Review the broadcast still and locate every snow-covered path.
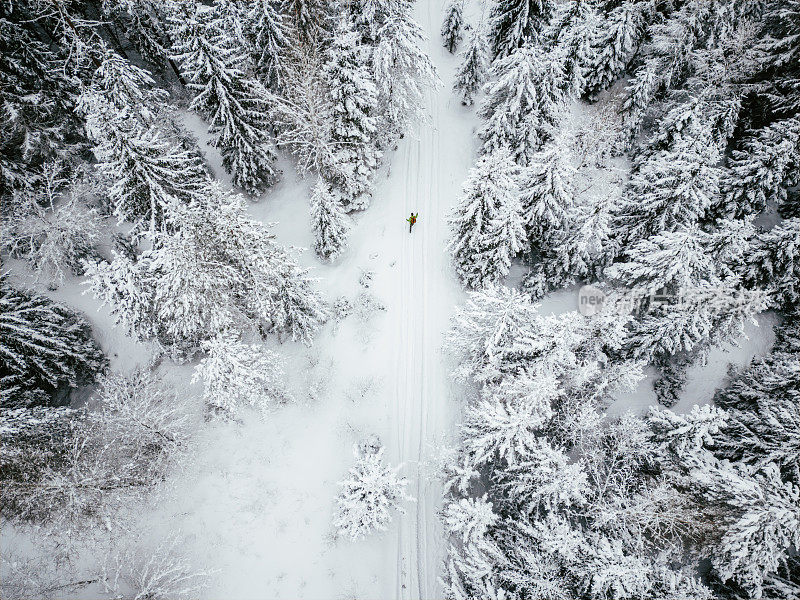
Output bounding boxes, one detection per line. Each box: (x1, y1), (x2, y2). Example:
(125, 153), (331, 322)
(127, 3), (475, 598)
(381, 2), (473, 598)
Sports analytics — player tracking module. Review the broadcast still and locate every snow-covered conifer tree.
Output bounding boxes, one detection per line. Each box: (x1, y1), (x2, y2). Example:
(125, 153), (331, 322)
(85, 184), (327, 351)
(281, 0), (329, 44)
(244, 0), (291, 88)
(523, 193), (615, 299)
(757, 0), (800, 114)
(310, 177), (350, 261)
(1, 278), (107, 408)
(714, 340), (800, 480)
(629, 282), (769, 362)
(488, 0), (554, 59)
(519, 134), (575, 249)
(454, 25), (489, 106)
(583, 1), (645, 97)
(460, 395), (551, 470)
(322, 16), (381, 210)
(442, 495), (497, 543)
(690, 460), (800, 598)
(741, 217), (800, 308)
(620, 0), (715, 130)
(92, 50), (166, 119)
(192, 333), (289, 415)
(446, 284), (541, 383)
(80, 93), (209, 234)
(0, 13), (83, 199)
(720, 118), (800, 218)
(334, 442), (412, 541)
(172, 4), (279, 194)
(372, 9), (437, 144)
(448, 150), (523, 288)
(494, 439), (589, 513)
(606, 225), (719, 296)
(550, 0), (598, 97)
(441, 0), (464, 53)
(614, 147), (721, 245)
(478, 44), (564, 164)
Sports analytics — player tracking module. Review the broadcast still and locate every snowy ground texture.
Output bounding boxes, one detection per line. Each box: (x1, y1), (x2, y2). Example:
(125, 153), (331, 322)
(1, 1), (785, 599)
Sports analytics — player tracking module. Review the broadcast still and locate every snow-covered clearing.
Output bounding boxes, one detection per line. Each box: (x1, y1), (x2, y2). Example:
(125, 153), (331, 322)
(147, 2), (474, 598)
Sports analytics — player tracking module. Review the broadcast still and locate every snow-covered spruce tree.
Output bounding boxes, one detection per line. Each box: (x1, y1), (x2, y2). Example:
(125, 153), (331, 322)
(487, 189), (527, 282)
(753, 0), (800, 115)
(620, 0), (718, 132)
(108, 0), (177, 74)
(0, 278), (107, 408)
(91, 49), (166, 120)
(478, 44), (565, 165)
(0, 11), (84, 200)
(172, 3), (279, 194)
(653, 437), (800, 600)
(713, 326), (800, 482)
(310, 177), (350, 261)
(443, 495), (498, 545)
(334, 441), (412, 541)
(519, 132), (575, 250)
(440, 287), (722, 600)
(652, 353), (692, 408)
(648, 317), (800, 598)
(549, 0), (598, 98)
(583, 0), (646, 98)
(441, 0), (463, 53)
(488, 0), (555, 59)
(243, 0), (291, 88)
(85, 183), (327, 352)
(702, 462), (800, 599)
(448, 149), (524, 289)
(523, 193), (616, 299)
(322, 15), (381, 211)
(628, 284), (770, 364)
(80, 92), (209, 234)
(372, 7), (437, 146)
(281, 0), (329, 44)
(453, 25), (489, 106)
(719, 117), (800, 218)
(613, 143), (722, 246)
(605, 223), (772, 361)
(192, 333), (290, 416)
(445, 283), (636, 387)
(741, 217), (800, 309)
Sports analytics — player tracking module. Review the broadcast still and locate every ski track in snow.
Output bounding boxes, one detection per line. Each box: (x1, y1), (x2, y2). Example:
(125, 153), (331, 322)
(388, 2), (468, 597)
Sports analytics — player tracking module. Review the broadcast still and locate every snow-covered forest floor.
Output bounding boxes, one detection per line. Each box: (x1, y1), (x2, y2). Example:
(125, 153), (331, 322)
(2, 1), (798, 599)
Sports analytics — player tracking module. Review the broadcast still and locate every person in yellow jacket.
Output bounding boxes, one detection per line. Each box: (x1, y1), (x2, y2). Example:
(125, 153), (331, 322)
(407, 212), (418, 233)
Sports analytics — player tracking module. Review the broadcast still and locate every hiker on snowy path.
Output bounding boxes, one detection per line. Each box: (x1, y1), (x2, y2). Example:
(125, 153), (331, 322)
(407, 212), (418, 233)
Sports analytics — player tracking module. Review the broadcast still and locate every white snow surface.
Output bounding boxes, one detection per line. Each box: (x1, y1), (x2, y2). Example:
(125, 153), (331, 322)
(156, 2), (475, 598)
(0, 2), (780, 599)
